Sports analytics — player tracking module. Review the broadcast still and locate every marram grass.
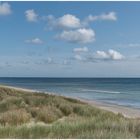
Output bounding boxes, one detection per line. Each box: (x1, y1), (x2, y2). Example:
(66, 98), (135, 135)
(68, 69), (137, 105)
(0, 86), (140, 138)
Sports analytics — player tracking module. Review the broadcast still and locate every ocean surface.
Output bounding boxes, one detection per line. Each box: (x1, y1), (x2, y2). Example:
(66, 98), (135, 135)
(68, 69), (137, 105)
(0, 78), (140, 109)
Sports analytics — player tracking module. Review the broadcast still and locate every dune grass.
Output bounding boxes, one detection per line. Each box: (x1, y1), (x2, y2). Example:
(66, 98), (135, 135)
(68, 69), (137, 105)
(0, 86), (140, 138)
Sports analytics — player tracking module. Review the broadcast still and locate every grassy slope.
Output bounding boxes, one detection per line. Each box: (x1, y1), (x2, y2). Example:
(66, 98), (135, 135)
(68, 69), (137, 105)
(0, 86), (140, 138)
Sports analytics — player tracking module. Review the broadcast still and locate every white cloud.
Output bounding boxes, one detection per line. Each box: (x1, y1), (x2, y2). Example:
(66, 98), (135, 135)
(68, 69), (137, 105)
(47, 12), (117, 29)
(108, 49), (124, 60)
(47, 14), (81, 29)
(45, 12), (117, 45)
(58, 14), (81, 28)
(95, 49), (124, 60)
(73, 49), (124, 63)
(0, 2), (12, 16)
(25, 38), (43, 44)
(73, 47), (88, 53)
(57, 28), (95, 44)
(100, 12), (117, 21)
(84, 12), (117, 25)
(96, 51), (109, 59)
(25, 9), (38, 22)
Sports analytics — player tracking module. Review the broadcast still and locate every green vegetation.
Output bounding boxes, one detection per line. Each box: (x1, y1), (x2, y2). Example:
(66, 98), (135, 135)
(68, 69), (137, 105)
(0, 86), (140, 138)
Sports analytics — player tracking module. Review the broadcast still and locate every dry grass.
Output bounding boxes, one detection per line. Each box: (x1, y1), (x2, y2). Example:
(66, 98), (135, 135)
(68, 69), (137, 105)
(29, 106), (63, 123)
(0, 109), (31, 126)
(0, 86), (140, 138)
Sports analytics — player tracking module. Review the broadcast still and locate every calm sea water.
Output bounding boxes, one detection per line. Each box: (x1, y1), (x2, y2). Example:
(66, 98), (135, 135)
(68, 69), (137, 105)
(0, 78), (140, 109)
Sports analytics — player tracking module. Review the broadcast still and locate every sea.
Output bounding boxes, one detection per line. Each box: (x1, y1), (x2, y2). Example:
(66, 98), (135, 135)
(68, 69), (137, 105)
(0, 77), (140, 109)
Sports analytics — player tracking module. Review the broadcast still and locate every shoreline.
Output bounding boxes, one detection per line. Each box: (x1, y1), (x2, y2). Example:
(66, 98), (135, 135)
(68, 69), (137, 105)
(78, 98), (140, 118)
(1, 84), (140, 119)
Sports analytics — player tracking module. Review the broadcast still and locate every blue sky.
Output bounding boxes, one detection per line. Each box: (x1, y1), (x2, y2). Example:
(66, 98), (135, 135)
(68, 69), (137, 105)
(0, 1), (140, 77)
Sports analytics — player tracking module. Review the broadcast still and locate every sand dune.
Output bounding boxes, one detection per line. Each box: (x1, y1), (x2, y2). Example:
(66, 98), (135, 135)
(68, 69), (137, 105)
(1, 85), (140, 118)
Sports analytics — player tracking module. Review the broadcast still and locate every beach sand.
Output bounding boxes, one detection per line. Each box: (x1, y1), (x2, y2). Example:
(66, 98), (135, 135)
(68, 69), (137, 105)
(1, 85), (140, 119)
(78, 98), (140, 118)
(0, 85), (39, 93)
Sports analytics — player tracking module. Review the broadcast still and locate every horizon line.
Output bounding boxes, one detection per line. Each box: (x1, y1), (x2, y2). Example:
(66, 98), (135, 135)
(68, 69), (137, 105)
(0, 77), (140, 78)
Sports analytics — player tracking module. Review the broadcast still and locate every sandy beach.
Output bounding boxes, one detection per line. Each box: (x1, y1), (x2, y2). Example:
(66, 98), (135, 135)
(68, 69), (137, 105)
(1, 85), (140, 119)
(78, 98), (140, 118)
(0, 85), (39, 93)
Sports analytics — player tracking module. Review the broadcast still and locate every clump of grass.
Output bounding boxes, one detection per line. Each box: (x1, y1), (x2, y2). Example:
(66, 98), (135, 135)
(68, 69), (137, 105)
(73, 104), (101, 117)
(0, 109), (31, 126)
(63, 96), (84, 104)
(58, 103), (73, 116)
(29, 106), (63, 123)
(0, 96), (27, 113)
(0, 100), (13, 113)
(129, 119), (140, 137)
(4, 96), (24, 107)
(24, 96), (46, 106)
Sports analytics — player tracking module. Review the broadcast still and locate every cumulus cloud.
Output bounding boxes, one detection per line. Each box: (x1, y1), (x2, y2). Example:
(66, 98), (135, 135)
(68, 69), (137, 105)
(84, 12), (117, 25)
(45, 12), (117, 44)
(57, 14), (81, 28)
(94, 49), (124, 61)
(46, 14), (81, 29)
(108, 49), (124, 60)
(89, 12), (117, 21)
(57, 28), (95, 44)
(0, 2), (12, 16)
(25, 38), (43, 44)
(73, 47), (88, 53)
(46, 12), (117, 30)
(73, 49), (124, 63)
(100, 12), (117, 21)
(25, 9), (38, 22)
(96, 51), (109, 59)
